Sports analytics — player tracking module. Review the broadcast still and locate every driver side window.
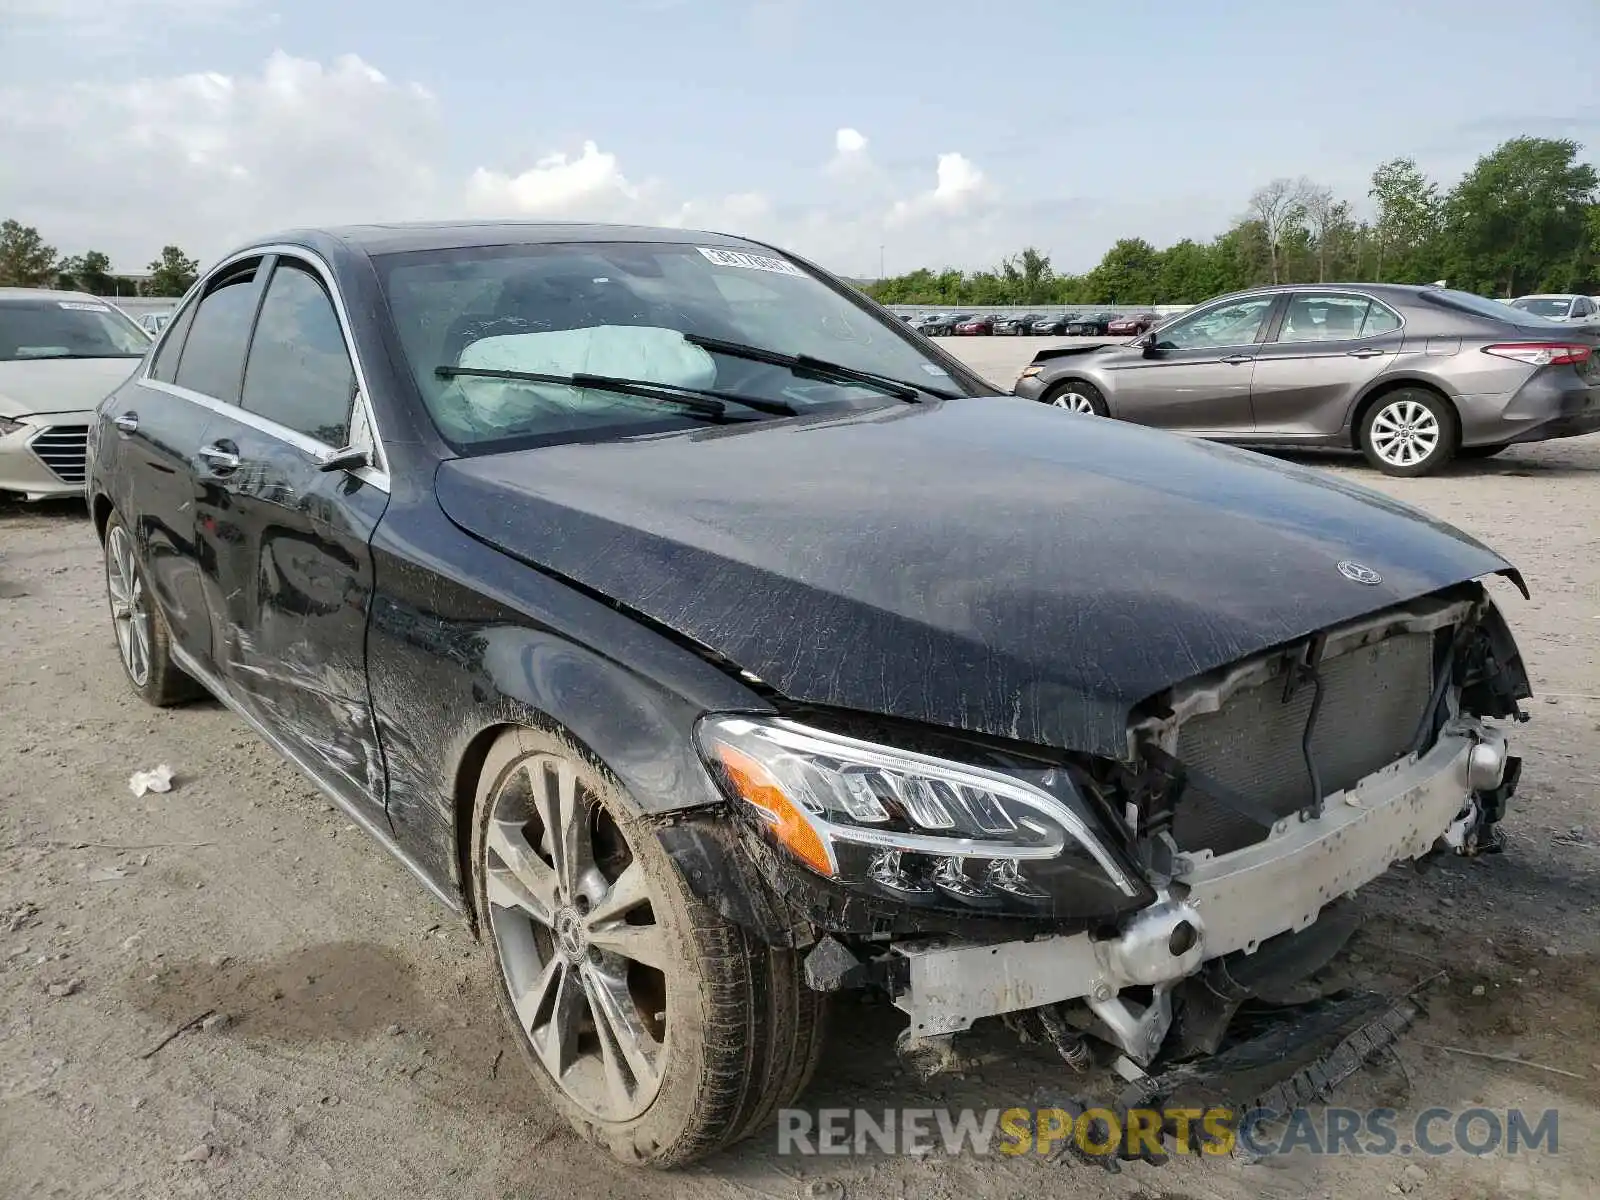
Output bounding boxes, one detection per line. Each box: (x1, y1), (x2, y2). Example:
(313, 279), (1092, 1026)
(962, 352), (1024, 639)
(239, 261), (357, 446)
(1154, 296), (1276, 350)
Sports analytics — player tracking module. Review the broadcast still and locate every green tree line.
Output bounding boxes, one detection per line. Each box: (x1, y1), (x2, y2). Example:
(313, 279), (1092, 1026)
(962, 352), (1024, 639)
(866, 137), (1599, 307)
(0, 220), (200, 297)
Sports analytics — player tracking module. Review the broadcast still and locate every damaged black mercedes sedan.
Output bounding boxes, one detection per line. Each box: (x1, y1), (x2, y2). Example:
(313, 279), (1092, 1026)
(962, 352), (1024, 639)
(87, 222), (1531, 1166)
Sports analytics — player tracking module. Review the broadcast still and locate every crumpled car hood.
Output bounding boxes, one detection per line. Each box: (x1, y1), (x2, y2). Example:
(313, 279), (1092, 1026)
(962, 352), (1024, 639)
(0, 358), (140, 419)
(436, 397), (1513, 757)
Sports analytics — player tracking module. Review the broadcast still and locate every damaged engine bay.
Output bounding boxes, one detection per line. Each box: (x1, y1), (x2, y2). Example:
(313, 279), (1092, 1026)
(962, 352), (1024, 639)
(688, 582), (1532, 1155)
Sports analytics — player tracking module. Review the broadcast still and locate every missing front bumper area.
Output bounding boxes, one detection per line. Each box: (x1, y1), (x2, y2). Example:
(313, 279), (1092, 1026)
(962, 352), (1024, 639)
(885, 720), (1508, 1065)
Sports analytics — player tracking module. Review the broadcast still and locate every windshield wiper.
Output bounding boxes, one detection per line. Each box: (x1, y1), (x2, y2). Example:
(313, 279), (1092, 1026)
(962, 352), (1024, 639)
(433, 366), (798, 418)
(682, 333), (959, 402)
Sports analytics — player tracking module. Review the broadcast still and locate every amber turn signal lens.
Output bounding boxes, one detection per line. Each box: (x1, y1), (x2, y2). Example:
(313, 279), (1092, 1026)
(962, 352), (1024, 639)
(712, 744), (836, 877)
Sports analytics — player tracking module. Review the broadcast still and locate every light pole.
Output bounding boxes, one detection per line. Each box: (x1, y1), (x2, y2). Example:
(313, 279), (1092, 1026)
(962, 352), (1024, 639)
(879, 244), (885, 280)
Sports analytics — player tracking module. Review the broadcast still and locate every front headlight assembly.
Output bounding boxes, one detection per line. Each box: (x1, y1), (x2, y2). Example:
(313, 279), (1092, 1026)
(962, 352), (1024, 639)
(697, 715), (1143, 915)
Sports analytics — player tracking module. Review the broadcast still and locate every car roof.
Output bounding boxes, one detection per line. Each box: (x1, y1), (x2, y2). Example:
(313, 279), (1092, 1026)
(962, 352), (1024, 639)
(1220, 282), (1440, 298)
(0, 286), (104, 304)
(1512, 293), (1579, 300)
(1181, 282), (1526, 311)
(250, 220), (774, 258)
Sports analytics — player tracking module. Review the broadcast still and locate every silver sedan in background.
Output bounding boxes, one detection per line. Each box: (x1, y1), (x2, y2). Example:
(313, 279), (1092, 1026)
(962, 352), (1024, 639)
(1012, 283), (1600, 475)
(1508, 294), (1598, 324)
(0, 289), (150, 500)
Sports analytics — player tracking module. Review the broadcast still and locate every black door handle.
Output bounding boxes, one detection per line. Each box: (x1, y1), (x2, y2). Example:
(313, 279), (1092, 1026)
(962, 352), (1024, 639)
(1347, 347), (1386, 358)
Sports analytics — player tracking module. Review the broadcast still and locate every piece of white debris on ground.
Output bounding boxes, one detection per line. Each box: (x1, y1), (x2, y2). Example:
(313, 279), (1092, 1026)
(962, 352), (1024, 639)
(128, 764), (175, 797)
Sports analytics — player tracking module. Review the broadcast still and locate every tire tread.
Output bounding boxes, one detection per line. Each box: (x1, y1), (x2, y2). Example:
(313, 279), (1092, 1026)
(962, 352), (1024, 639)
(469, 727), (823, 1168)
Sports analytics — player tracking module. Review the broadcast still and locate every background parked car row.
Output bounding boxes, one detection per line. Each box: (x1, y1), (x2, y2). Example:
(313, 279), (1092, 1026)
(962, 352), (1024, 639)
(896, 293), (1600, 339)
(904, 308), (1176, 337)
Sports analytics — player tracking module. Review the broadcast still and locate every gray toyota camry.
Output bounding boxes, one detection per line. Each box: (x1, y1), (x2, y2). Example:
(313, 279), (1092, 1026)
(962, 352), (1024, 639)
(1013, 283), (1600, 475)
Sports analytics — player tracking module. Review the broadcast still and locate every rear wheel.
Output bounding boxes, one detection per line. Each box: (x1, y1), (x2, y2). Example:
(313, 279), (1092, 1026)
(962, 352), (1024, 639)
(471, 726), (826, 1166)
(102, 513), (203, 706)
(1359, 389), (1458, 476)
(1043, 380), (1109, 416)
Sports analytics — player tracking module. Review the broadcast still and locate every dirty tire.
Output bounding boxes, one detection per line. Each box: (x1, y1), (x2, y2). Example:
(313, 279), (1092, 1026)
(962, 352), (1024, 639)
(102, 511), (204, 707)
(470, 726), (826, 1167)
(1359, 387), (1458, 477)
(1043, 379), (1109, 416)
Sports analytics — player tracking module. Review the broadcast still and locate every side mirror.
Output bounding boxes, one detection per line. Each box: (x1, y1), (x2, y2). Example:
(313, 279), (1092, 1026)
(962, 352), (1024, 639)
(316, 445), (370, 474)
(1138, 333), (1159, 356)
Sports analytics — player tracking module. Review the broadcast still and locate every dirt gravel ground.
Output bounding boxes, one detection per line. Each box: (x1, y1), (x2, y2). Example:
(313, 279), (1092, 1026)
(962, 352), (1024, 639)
(3, 337), (1598, 1199)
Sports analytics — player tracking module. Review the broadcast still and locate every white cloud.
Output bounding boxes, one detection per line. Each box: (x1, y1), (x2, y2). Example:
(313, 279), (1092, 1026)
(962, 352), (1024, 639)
(663, 191), (772, 228)
(0, 49), (1023, 279)
(465, 141), (648, 219)
(888, 151), (991, 226)
(0, 51), (443, 268)
(932, 153), (986, 206)
(826, 126), (874, 180)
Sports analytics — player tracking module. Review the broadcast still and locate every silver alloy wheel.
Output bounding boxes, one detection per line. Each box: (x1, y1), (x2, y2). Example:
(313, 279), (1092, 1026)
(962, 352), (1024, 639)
(1369, 398), (1441, 467)
(1051, 390), (1099, 414)
(484, 753), (669, 1122)
(105, 525), (152, 687)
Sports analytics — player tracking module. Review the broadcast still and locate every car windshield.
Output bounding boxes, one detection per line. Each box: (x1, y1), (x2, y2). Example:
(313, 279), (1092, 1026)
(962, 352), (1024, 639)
(0, 299), (150, 361)
(1509, 297), (1573, 318)
(378, 240), (979, 449)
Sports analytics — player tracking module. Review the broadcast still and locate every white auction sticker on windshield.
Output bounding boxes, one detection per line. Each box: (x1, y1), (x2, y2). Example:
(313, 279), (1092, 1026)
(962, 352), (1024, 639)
(58, 301), (111, 312)
(696, 246), (805, 277)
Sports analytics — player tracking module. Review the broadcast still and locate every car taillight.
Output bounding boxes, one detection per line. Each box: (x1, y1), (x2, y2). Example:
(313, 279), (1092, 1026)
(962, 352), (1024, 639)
(1482, 342), (1594, 366)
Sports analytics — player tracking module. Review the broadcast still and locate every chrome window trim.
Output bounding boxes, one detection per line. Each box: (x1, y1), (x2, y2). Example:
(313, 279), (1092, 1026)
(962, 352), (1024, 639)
(1272, 288), (1406, 345)
(138, 378), (390, 494)
(140, 243), (391, 492)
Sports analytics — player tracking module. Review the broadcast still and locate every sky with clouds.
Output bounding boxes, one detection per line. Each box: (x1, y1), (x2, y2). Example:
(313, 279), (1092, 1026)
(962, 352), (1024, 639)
(1, 0), (1596, 278)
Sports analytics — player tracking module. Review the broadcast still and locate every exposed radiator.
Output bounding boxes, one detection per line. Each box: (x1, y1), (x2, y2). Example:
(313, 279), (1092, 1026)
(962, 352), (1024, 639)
(1171, 631), (1436, 855)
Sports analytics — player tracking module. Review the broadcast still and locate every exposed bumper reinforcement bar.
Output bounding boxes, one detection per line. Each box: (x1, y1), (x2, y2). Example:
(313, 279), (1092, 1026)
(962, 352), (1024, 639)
(890, 720), (1505, 1061)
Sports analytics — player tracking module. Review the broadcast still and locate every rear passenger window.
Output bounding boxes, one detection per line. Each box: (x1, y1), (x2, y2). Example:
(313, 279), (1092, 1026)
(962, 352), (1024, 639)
(1278, 293), (1401, 342)
(1359, 301), (1402, 336)
(240, 261), (356, 446)
(174, 264), (264, 402)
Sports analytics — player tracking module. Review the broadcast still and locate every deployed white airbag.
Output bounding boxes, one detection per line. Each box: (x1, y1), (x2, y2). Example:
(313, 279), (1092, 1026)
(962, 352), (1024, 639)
(452, 325), (716, 430)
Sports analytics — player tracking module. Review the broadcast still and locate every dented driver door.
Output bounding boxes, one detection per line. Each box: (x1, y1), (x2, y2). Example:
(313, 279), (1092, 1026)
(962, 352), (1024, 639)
(190, 256), (391, 819)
